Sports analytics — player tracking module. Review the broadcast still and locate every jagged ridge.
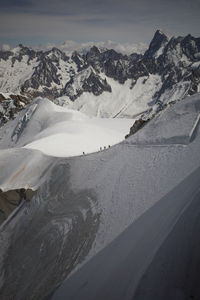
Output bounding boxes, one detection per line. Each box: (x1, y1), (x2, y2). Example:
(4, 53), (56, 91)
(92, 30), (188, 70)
(0, 30), (200, 122)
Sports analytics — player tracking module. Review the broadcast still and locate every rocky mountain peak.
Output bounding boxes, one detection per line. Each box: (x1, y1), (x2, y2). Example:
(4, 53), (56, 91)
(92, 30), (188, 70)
(71, 51), (85, 70)
(46, 47), (69, 62)
(18, 43), (27, 49)
(154, 29), (169, 41)
(181, 35), (200, 59)
(145, 29), (169, 58)
(17, 44), (35, 56)
(102, 48), (123, 61)
(86, 46), (101, 62)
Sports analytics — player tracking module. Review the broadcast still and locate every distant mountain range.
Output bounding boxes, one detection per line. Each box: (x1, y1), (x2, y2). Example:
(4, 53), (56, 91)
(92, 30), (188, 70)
(0, 30), (200, 124)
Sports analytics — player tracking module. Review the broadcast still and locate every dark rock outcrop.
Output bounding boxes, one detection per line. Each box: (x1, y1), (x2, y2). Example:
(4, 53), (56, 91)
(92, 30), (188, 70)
(0, 188), (35, 225)
(125, 118), (150, 138)
(63, 68), (112, 100)
(0, 93), (30, 126)
(144, 30), (169, 58)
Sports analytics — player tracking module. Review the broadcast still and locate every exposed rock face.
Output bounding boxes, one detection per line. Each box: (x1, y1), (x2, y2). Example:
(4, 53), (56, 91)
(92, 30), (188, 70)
(0, 93), (30, 126)
(63, 67), (112, 100)
(125, 118), (150, 138)
(81, 72), (111, 96)
(21, 48), (70, 99)
(144, 30), (169, 59)
(0, 188), (35, 225)
(0, 30), (200, 123)
(0, 50), (13, 60)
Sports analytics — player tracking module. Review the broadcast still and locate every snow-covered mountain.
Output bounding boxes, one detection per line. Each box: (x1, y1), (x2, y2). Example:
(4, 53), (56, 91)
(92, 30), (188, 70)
(1, 93), (200, 299)
(0, 30), (200, 123)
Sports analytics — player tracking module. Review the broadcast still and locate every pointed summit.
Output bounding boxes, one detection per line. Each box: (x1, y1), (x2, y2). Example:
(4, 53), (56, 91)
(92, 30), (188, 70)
(155, 29), (167, 37)
(153, 30), (169, 42)
(144, 30), (169, 58)
(86, 46), (101, 62)
(88, 45), (101, 56)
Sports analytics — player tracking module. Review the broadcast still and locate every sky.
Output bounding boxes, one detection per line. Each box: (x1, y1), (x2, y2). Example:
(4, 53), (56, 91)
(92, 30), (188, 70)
(0, 0), (200, 49)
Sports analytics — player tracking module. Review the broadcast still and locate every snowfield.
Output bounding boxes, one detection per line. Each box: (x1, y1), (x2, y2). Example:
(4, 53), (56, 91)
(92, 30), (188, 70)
(0, 93), (200, 300)
(0, 98), (133, 158)
(23, 106), (134, 157)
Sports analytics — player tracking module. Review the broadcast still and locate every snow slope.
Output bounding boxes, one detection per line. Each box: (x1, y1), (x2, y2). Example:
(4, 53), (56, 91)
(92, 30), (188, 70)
(0, 97), (133, 157)
(0, 148), (55, 192)
(51, 165), (200, 300)
(126, 93), (200, 145)
(1, 93), (200, 299)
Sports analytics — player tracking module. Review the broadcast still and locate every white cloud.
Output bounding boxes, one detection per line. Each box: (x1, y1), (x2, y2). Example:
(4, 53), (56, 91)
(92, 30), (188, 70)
(1, 44), (11, 51)
(37, 40), (147, 55)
